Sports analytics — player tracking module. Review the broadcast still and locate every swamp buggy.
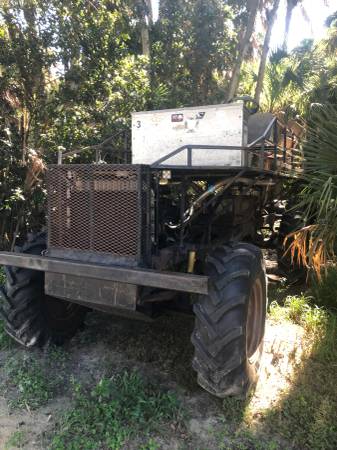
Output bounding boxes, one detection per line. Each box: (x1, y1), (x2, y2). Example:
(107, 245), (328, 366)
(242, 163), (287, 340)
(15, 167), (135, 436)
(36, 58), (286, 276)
(0, 98), (303, 398)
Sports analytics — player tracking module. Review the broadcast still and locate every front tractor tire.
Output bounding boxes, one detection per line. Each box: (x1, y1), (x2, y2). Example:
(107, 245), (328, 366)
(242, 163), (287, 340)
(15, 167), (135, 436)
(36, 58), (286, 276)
(0, 232), (87, 348)
(192, 243), (267, 398)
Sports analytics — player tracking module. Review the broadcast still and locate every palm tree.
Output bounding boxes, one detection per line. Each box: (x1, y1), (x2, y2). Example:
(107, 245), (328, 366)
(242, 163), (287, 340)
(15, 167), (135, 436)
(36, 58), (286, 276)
(259, 49), (293, 112)
(227, 0), (260, 101)
(259, 40), (324, 115)
(282, 0), (312, 51)
(283, 0), (299, 51)
(254, 0), (281, 104)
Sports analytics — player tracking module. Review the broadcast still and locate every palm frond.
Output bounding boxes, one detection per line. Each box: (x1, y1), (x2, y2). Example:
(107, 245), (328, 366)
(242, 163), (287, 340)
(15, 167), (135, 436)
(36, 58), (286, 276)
(302, 104), (337, 172)
(285, 104), (337, 277)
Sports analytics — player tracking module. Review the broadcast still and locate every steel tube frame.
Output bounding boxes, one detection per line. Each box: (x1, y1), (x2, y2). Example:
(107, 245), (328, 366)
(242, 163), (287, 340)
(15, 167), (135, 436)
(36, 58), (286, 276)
(0, 252), (209, 295)
(150, 116), (302, 175)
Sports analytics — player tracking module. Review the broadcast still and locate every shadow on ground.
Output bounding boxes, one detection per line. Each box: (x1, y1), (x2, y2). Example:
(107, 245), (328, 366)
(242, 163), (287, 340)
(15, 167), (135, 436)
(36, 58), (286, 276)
(74, 310), (198, 391)
(258, 315), (337, 450)
(1, 300), (336, 449)
(75, 302), (336, 450)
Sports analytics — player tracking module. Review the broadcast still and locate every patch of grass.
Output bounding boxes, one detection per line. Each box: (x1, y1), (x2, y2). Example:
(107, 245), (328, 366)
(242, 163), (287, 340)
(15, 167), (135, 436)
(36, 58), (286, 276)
(217, 401), (281, 450)
(267, 280), (289, 304)
(311, 266), (337, 310)
(3, 354), (61, 410)
(269, 294), (336, 359)
(4, 430), (26, 449)
(48, 345), (68, 366)
(266, 294), (337, 449)
(139, 438), (160, 450)
(264, 357), (337, 448)
(221, 397), (250, 425)
(0, 318), (13, 350)
(50, 370), (183, 450)
(216, 414), (280, 450)
(270, 294), (322, 327)
(0, 266), (6, 285)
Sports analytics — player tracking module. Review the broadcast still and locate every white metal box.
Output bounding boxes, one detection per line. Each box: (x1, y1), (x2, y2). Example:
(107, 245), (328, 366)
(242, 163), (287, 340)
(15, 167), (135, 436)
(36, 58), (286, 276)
(131, 103), (248, 167)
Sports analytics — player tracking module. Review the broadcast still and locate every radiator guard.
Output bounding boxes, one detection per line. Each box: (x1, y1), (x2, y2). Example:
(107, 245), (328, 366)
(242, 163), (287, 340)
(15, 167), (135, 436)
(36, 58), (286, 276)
(46, 164), (151, 267)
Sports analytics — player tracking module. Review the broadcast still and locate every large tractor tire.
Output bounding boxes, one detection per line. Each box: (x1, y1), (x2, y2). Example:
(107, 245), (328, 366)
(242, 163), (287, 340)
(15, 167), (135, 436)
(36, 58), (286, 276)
(192, 243), (267, 398)
(0, 232), (87, 348)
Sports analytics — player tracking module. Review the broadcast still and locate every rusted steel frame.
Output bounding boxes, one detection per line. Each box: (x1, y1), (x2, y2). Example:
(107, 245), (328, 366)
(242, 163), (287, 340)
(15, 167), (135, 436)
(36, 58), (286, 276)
(0, 252), (209, 295)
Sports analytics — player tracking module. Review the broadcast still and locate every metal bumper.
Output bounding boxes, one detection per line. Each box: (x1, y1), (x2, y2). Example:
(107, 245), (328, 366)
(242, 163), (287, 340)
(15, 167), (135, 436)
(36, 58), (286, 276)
(0, 252), (208, 295)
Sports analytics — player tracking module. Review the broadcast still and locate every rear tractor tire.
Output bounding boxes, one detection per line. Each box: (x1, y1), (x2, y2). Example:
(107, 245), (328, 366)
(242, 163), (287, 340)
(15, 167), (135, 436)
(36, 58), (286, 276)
(192, 243), (267, 398)
(0, 232), (87, 348)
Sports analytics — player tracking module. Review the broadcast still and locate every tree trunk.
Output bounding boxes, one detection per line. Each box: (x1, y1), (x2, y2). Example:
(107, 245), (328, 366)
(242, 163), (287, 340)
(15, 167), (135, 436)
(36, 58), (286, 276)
(227, 0), (260, 102)
(283, 0), (297, 51)
(139, 0), (152, 57)
(254, 0), (281, 105)
(141, 23), (151, 57)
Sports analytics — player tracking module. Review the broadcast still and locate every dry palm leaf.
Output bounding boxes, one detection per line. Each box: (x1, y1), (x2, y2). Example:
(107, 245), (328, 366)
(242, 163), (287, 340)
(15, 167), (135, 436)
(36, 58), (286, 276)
(24, 150), (46, 193)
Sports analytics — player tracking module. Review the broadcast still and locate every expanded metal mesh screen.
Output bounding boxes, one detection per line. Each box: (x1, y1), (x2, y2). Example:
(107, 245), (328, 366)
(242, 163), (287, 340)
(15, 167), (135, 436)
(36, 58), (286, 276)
(47, 164), (150, 264)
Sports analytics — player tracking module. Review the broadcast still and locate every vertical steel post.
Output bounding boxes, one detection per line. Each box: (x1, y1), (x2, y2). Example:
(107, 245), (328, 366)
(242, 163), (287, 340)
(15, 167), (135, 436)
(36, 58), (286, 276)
(154, 174), (160, 254)
(179, 179), (186, 247)
(259, 141), (265, 170)
(273, 120), (278, 171)
(124, 132), (128, 163)
(137, 166), (142, 262)
(187, 146), (192, 167)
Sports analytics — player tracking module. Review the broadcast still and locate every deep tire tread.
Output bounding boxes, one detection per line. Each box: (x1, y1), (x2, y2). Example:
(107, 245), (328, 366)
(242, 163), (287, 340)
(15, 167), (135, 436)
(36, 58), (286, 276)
(192, 243), (267, 398)
(0, 232), (86, 348)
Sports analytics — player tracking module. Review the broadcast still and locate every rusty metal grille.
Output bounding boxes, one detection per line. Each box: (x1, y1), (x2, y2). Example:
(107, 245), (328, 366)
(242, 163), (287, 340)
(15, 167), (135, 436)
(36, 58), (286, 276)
(46, 164), (150, 265)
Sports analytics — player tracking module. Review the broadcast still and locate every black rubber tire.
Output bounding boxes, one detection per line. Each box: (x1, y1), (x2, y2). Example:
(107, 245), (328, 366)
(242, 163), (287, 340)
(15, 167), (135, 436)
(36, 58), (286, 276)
(0, 232), (87, 348)
(191, 243), (267, 398)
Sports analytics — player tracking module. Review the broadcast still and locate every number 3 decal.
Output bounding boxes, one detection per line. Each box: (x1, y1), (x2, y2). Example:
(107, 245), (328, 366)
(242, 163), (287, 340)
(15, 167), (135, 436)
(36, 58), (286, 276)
(136, 120), (141, 128)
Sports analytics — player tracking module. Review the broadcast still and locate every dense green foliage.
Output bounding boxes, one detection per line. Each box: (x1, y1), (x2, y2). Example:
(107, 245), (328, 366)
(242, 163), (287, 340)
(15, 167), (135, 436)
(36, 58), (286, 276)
(241, 30), (337, 115)
(0, 0), (250, 247)
(0, 0), (336, 255)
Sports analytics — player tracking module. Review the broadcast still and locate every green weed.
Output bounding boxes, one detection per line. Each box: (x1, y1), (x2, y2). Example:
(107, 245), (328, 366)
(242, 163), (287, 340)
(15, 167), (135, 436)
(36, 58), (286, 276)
(270, 294), (323, 327)
(269, 294), (336, 359)
(217, 413), (280, 450)
(48, 345), (68, 366)
(0, 318), (12, 350)
(50, 370), (182, 450)
(4, 430), (26, 449)
(139, 438), (160, 450)
(221, 397), (249, 424)
(311, 266), (337, 310)
(3, 354), (60, 410)
(0, 266), (6, 285)
(267, 279), (289, 304)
